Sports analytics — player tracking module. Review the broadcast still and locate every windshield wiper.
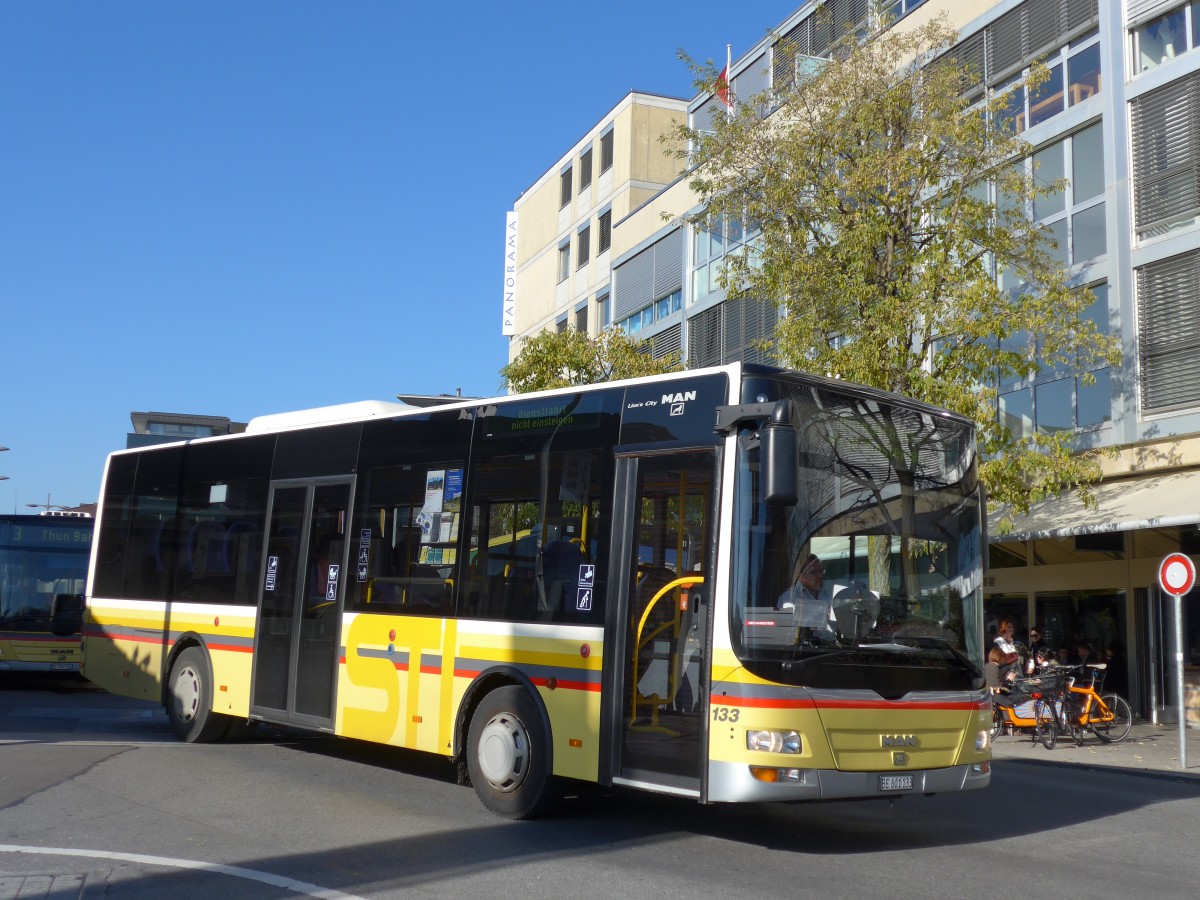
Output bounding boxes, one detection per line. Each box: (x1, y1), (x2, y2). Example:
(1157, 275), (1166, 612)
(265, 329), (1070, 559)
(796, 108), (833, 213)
(877, 635), (980, 674)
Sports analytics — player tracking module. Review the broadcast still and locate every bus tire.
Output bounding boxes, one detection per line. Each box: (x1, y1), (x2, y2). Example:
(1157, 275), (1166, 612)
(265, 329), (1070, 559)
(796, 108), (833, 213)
(466, 686), (557, 819)
(166, 646), (227, 743)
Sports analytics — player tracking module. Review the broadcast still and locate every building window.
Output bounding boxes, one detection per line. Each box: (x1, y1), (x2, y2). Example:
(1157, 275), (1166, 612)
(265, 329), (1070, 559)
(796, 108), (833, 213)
(1000, 122), (1106, 286)
(617, 289), (682, 335)
(883, 0), (927, 21)
(1134, 4), (1195, 74)
(575, 304), (588, 332)
(618, 305), (654, 335)
(556, 315), (568, 333)
(557, 242), (570, 283)
(1132, 69), (1200, 238)
(598, 209), (612, 254)
(597, 292), (610, 330)
(990, 30), (1102, 135)
(577, 225), (591, 268)
(147, 422), (214, 437)
(1137, 250), (1200, 412)
(580, 147), (593, 190)
(692, 215), (755, 302)
(600, 129), (614, 174)
(655, 289), (682, 321)
(995, 282), (1112, 434)
(560, 167), (572, 208)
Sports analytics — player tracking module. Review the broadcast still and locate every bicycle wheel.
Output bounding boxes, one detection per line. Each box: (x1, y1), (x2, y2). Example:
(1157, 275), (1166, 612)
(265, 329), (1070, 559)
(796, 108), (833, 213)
(1061, 697), (1084, 746)
(1093, 693), (1132, 743)
(990, 706), (1004, 740)
(1034, 700), (1057, 750)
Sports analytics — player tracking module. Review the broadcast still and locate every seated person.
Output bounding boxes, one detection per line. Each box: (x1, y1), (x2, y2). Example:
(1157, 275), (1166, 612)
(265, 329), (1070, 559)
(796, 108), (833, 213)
(776, 554), (837, 641)
(986, 646), (1031, 707)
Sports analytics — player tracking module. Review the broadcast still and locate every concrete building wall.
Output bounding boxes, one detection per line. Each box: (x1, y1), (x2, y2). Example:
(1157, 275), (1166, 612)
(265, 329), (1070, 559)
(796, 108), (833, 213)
(507, 92), (688, 358)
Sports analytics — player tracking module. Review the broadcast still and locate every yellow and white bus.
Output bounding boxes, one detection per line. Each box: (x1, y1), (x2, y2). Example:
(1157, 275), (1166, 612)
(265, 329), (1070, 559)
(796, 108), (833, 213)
(1, 514), (91, 673)
(81, 363), (991, 817)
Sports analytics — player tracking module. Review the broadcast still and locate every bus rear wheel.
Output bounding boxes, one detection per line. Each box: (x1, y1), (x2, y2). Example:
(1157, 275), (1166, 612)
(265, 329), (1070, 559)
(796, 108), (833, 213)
(166, 646), (227, 743)
(466, 686), (557, 819)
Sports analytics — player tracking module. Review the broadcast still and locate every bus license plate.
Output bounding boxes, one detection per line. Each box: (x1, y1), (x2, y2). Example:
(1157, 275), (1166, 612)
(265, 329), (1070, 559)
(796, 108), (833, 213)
(879, 775), (913, 792)
(50, 664), (73, 671)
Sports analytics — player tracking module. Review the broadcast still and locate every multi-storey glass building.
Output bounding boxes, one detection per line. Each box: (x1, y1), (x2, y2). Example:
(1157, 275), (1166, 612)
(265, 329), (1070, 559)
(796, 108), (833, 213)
(506, 0), (1200, 724)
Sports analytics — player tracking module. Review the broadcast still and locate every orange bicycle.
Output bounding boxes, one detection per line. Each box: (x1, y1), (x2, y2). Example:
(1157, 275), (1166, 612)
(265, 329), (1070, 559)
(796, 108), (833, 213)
(1056, 663), (1132, 745)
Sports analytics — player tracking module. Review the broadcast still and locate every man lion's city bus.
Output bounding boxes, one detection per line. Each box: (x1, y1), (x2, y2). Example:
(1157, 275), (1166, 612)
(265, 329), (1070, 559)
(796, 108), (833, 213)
(1, 514), (92, 673)
(81, 364), (991, 817)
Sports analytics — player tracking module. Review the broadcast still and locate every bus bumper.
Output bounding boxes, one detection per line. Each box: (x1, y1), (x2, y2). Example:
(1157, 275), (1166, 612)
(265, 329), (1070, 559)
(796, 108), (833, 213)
(0, 659), (80, 673)
(706, 758), (991, 803)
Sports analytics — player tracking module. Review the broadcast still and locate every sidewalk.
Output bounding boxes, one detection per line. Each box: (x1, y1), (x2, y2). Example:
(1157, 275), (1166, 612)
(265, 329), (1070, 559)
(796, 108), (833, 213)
(990, 720), (1200, 780)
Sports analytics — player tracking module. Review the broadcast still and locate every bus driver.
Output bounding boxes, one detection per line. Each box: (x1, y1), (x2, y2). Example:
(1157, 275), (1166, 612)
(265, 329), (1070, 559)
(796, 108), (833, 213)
(776, 553), (837, 641)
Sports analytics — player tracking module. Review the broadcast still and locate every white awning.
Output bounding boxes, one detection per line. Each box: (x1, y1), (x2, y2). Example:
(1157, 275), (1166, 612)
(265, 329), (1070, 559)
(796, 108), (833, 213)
(990, 468), (1200, 542)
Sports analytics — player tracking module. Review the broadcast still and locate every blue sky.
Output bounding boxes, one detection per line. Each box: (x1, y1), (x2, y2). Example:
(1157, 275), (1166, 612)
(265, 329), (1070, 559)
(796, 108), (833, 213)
(1, 1), (791, 509)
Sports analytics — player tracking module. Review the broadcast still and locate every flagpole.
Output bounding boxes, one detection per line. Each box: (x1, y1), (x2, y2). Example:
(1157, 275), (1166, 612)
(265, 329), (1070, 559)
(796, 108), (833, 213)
(726, 43), (733, 117)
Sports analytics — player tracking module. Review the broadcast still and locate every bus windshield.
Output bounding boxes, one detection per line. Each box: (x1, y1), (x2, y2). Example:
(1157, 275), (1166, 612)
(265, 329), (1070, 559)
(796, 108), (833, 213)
(0, 517), (91, 628)
(730, 377), (985, 695)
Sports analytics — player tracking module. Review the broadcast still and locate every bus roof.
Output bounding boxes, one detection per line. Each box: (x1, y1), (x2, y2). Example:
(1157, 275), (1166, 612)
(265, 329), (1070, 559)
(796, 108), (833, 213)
(245, 400), (417, 433)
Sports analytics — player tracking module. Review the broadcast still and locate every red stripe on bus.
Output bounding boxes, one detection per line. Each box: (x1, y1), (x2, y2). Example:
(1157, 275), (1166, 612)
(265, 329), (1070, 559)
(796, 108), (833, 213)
(529, 677), (602, 692)
(82, 630), (250, 653)
(712, 695), (979, 711)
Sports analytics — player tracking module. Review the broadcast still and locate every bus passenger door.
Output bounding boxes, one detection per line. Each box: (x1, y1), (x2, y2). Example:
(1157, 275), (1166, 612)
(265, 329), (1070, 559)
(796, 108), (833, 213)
(608, 451), (716, 796)
(251, 478), (353, 729)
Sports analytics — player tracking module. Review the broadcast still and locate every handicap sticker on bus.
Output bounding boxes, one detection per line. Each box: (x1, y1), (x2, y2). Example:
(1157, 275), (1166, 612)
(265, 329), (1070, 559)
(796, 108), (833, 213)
(326, 564), (339, 601)
(265, 556), (278, 591)
(577, 587), (592, 611)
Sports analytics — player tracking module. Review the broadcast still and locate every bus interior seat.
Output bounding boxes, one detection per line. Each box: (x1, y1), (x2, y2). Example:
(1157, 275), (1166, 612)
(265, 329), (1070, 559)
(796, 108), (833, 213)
(407, 562), (448, 611)
(543, 539), (585, 616)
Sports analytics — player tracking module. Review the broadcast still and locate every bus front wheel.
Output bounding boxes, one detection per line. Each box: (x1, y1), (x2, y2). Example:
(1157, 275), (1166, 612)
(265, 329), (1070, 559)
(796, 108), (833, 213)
(166, 647), (227, 743)
(466, 686), (557, 819)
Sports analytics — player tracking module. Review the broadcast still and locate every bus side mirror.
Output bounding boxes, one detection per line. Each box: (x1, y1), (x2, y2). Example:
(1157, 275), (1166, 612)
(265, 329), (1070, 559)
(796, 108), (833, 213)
(50, 593), (84, 636)
(761, 401), (798, 506)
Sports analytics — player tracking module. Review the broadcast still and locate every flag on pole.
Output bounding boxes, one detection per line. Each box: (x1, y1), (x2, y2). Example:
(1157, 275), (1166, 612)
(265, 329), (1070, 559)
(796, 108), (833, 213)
(716, 43), (733, 112)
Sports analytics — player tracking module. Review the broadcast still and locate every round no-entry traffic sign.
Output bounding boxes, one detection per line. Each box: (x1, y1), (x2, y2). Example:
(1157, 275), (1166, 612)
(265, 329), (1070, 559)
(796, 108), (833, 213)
(1159, 552), (1196, 596)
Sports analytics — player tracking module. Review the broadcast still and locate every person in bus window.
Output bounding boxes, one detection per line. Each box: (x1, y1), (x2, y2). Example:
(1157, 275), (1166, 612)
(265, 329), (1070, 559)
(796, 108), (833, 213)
(776, 554), (836, 640)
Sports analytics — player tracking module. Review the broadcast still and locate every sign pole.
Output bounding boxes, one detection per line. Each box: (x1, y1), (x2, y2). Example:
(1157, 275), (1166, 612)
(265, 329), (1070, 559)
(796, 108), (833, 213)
(1158, 553), (1194, 770)
(1174, 595), (1187, 770)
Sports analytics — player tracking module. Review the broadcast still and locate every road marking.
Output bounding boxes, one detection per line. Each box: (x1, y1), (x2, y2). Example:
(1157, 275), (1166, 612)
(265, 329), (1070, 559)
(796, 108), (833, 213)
(0, 845), (367, 900)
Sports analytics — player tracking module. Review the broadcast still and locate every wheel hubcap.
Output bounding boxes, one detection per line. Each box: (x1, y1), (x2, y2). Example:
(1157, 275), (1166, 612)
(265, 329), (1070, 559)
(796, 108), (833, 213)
(174, 665), (200, 723)
(477, 712), (529, 792)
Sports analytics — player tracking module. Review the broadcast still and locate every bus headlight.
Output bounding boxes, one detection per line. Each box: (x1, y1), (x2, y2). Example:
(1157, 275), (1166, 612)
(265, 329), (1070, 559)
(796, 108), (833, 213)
(975, 730), (990, 752)
(746, 730), (802, 753)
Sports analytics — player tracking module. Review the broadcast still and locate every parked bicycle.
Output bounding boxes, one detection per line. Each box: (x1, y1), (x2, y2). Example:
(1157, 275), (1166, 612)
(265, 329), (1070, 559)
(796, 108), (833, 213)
(1055, 663), (1132, 745)
(991, 669), (1065, 750)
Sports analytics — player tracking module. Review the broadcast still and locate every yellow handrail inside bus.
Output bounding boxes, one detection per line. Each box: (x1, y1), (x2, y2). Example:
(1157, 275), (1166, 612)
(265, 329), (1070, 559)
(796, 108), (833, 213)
(630, 575), (704, 733)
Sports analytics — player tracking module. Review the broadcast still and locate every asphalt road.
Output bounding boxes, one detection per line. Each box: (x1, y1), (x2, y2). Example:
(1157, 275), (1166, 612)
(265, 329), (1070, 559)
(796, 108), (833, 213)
(2, 676), (1198, 899)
